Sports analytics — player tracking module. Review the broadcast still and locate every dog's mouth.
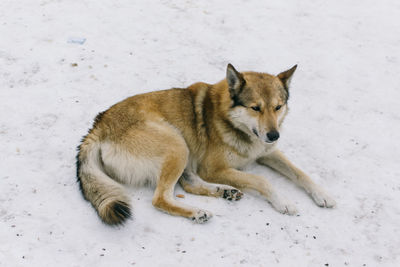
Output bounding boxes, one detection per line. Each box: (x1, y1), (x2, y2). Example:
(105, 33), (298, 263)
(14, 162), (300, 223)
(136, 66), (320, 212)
(252, 128), (259, 137)
(252, 128), (277, 144)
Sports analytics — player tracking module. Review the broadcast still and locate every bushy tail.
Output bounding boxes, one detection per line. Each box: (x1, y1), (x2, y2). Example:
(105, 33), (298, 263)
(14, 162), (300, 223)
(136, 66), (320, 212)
(76, 134), (131, 225)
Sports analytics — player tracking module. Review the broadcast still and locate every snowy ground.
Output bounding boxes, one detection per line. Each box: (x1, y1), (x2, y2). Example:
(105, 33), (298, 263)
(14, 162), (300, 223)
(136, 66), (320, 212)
(1, 0), (400, 266)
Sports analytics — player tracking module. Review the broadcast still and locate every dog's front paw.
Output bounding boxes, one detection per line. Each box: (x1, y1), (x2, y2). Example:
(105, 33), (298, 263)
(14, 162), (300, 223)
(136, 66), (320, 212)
(191, 210), (212, 223)
(311, 189), (336, 208)
(270, 195), (298, 215)
(222, 188), (243, 201)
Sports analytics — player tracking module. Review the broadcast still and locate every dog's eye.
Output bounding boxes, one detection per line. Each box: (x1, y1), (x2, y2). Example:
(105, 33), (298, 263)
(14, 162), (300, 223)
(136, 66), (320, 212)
(275, 105), (282, 111)
(251, 106), (261, 112)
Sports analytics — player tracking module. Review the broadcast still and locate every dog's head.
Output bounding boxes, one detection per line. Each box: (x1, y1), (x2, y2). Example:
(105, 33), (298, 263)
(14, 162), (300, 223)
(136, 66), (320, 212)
(226, 63), (297, 144)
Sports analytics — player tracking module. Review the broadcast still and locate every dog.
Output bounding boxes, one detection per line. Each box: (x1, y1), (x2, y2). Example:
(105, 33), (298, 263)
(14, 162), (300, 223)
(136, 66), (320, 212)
(76, 64), (336, 225)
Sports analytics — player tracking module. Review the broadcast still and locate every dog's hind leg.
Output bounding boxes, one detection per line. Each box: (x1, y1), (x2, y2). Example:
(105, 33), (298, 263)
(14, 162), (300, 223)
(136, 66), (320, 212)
(152, 155), (212, 223)
(257, 149), (336, 208)
(150, 124), (212, 223)
(179, 172), (243, 201)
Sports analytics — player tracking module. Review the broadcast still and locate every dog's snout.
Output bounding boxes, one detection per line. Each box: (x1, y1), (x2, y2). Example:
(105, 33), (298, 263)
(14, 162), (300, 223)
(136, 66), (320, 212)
(266, 131), (280, 142)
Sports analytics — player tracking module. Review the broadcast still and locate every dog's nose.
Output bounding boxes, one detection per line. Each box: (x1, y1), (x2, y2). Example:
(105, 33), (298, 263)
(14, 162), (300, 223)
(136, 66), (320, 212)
(266, 131), (280, 142)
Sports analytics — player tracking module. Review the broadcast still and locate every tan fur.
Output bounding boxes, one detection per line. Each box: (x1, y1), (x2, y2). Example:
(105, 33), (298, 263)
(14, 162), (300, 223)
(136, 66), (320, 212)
(76, 64), (335, 225)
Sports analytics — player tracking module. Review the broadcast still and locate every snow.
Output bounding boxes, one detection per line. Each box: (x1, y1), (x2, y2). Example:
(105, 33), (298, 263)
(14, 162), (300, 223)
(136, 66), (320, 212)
(1, 0), (400, 266)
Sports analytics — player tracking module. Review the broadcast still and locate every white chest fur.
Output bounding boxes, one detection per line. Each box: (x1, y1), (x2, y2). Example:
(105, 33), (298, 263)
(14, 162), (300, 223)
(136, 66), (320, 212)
(225, 139), (276, 169)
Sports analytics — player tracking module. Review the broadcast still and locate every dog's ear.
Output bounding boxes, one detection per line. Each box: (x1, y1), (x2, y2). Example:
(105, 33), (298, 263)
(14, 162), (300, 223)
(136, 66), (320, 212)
(226, 63), (245, 99)
(278, 65), (297, 89)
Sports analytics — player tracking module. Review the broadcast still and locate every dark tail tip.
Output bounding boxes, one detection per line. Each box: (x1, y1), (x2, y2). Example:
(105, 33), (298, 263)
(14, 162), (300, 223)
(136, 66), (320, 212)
(101, 200), (132, 226)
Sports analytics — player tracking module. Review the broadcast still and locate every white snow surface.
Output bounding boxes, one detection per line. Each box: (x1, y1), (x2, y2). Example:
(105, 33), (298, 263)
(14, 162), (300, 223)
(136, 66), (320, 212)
(1, 0), (400, 266)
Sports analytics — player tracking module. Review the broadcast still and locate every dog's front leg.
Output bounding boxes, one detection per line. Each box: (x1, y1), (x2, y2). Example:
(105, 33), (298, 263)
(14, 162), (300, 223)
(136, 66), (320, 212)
(257, 149), (336, 208)
(205, 168), (297, 215)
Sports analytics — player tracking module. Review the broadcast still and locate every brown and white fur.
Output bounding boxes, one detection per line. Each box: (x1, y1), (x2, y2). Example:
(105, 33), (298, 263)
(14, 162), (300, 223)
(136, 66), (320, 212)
(76, 64), (335, 225)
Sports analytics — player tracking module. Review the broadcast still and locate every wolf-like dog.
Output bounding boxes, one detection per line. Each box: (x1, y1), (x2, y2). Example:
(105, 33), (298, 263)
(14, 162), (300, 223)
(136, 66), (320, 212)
(76, 64), (335, 225)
